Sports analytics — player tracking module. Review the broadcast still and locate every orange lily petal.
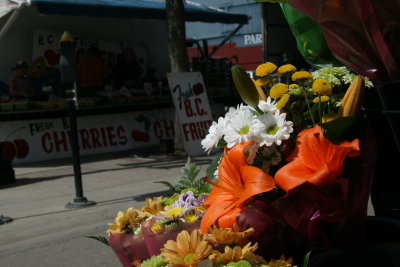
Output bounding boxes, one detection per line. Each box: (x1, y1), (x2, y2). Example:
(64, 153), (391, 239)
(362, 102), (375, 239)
(201, 142), (275, 233)
(275, 125), (360, 192)
(218, 207), (242, 229)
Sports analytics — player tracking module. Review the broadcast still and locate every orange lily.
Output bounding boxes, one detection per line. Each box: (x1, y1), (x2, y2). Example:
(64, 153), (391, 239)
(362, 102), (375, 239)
(275, 125), (360, 192)
(200, 142), (275, 233)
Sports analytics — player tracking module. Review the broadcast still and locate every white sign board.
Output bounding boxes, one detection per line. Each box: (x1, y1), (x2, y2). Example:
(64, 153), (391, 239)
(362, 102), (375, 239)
(167, 72), (213, 156)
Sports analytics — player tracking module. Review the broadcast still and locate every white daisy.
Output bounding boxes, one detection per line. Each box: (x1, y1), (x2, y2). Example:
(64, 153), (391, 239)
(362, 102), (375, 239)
(201, 116), (226, 153)
(257, 97), (278, 114)
(254, 111), (293, 147)
(222, 107), (259, 148)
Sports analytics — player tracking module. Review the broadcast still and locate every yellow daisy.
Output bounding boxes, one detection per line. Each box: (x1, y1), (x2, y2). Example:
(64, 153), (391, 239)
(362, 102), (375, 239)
(270, 83), (289, 99)
(267, 255), (297, 267)
(312, 95), (330, 103)
(312, 78), (332, 95)
(322, 114), (338, 123)
(161, 230), (213, 266)
(255, 77), (271, 87)
(142, 196), (164, 216)
(208, 242), (258, 265)
(291, 71), (312, 82)
(277, 64), (297, 77)
(276, 94), (290, 111)
(204, 224), (254, 246)
(255, 62), (277, 77)
(107, 207), (144, 233)
(163, 207), (184, 219)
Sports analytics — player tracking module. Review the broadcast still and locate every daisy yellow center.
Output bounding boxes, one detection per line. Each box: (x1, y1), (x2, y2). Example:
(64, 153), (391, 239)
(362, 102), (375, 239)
(239, 125), (250, 135)
(267, 125), (279, 135)
(184, 253), (195, 264)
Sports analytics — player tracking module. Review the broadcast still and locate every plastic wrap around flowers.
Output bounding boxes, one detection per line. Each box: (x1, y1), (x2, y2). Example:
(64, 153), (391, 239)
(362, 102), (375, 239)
(107, 189), (207, 266)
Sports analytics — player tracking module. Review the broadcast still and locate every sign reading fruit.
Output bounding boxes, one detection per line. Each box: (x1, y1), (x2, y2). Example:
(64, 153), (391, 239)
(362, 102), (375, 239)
(167, 72), (213, 156)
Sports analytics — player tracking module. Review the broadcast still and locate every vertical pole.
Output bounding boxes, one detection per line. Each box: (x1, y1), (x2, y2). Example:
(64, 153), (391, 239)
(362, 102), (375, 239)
(261, 2), (268, 62)
(59, 31), (95, 209)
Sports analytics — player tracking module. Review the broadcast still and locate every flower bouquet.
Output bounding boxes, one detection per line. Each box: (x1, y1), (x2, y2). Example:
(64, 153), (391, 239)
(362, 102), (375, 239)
(198, 62), (377, 263)
(98, 62), (376, 266)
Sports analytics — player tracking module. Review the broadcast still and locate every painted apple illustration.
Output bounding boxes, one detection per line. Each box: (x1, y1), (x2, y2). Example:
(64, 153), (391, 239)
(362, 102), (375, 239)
(192, 83), (204, 96)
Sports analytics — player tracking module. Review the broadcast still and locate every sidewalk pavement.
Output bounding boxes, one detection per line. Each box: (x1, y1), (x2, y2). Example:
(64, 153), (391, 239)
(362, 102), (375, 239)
(0, 147), (213, 267)
(0, 148), (375, 267)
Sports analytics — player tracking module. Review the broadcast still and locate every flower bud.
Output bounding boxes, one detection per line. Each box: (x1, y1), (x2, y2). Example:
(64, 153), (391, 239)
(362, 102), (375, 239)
(338, 76), (365, 117)
(231, 65), (260, 107)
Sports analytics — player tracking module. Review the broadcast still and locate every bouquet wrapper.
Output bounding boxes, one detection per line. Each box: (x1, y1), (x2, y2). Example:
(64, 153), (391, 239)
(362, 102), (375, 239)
(142, 221), (200, 256)
(238, 128), (378, 260)
(108, 233), (150, 267)
(287, 0), (400, 82)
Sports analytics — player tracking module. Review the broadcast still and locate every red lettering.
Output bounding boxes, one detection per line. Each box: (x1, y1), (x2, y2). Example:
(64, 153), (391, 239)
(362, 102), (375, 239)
(42, 133), (53, 153)
(90, 128), (102, 148)
(189, 123), (199, 140)
(79, 129), (91, 149)
(195, 98), (205, 115)
(164, 120), (175, 138)
(53, 131), (68, 152)
(100, 127), (108, 146)
(117, 126), (127, 145)
(184, 99), (193, 117)
(182, 123), (190, 142)
(106, 127), (117, 146)
(154, 121), (163, 139)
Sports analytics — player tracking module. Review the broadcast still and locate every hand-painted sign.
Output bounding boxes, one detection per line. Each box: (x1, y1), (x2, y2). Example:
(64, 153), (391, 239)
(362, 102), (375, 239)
(167, 72), (213, 156)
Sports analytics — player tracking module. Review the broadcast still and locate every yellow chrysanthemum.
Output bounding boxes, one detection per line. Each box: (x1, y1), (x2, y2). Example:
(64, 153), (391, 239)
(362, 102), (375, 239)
(276, 94), (290, 111)
(208, 242), (258, 265)
(322, 114), (338, 123)
(289, 83), (299, 89)
(270, 83), (289, 99)
(184, 213), (198, 223)
(142, 196), (164, 216)
(267, 255), (297, 267)
(161, 230), (213, 266)
(107, 207), (144, 233)
(204, 224), (254, 246)
(163, 207), (184, 219)
(255, 62), (277, 77)
(312, 78), (332, 95)
(150, 223), (165, 234)
(255, 77), (271, 87)
(312, 95), (330, 103)
(277, 64), (297, 77)
(291, 71), (312, 81)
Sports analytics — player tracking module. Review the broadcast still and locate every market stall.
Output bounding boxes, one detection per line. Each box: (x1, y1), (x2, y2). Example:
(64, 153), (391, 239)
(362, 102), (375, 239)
(0, 0), (248, 163)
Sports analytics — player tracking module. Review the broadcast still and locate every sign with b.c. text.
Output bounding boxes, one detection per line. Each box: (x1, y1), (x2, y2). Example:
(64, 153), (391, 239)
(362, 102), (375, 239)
(167, 72), (213, 156)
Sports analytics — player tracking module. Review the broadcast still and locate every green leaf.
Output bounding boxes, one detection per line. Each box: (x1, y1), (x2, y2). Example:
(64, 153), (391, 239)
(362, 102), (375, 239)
(206, 153), (223, 182)
(322, 116), (366, 144)
(86, 235), (109, 246)
(303, 250), (312, 267)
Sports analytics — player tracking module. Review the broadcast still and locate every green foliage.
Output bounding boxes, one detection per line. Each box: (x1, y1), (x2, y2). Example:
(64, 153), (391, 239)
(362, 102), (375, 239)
(303, 250), (312, 267)
(86, 235), (109, 246)
(155, 157), (211, 196)
(139, 255), (166, 267)
(227, 260), (252, 267)
(206, 153), (223, 182)
(322, 116), (367, 144)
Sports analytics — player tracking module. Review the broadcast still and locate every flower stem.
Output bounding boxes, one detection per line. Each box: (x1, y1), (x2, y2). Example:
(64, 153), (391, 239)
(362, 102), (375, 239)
(318, 95), (322, 124)
(301, 86), (316, 125)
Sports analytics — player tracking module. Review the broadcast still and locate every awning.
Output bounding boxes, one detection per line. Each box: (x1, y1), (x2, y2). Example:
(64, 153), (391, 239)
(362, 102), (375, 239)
(30, 0), (249, 24)
(0, 1), (18, 19)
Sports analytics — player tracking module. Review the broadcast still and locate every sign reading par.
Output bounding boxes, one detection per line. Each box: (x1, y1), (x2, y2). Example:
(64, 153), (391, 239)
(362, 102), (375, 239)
(244, 33), (262, 45)
(167, 72), (213, 156)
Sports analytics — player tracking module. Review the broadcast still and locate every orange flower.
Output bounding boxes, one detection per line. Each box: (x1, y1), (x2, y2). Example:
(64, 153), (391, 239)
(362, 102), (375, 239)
(200, 142), (275, 233)
(204, 224), (254, 246)
(275, 125), (360, 192)
(161, 230), (213, 266)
